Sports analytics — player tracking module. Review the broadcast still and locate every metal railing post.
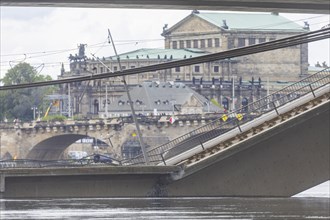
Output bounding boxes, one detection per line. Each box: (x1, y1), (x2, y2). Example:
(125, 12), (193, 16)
(309, 84), (316, 98)
(161, 153), (166, 166)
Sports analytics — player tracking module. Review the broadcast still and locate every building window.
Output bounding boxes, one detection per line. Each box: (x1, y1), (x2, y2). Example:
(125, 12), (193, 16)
(179, 40), (184, 49)
(207, 38), (212, 47)
(269, 37), (276, 41)
(248, 38), (256, 45)
(113, 66), (118, 71)
(193, 40), (198, 48)
(175, 67), (180, 72)
(259, 38), (266, 43)
(172, 41), (177, 49)
(122, 66), (126, 70)
(214, 38), (220, 47)
(186, 40), (191, 48)
(238, 38), (245, 47)
(131, 65), (135, 69)
(100, 67), (104, 73)
(200, 39), (205, 48)
(194, 65), (200, 72)
(214, 66), (219, 73)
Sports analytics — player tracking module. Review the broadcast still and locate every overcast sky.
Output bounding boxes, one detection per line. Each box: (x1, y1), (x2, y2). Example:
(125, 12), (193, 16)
(0, 7), (329, 80)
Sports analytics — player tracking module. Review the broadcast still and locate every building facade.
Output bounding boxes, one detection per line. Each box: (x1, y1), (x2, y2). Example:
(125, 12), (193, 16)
(57, 11), (308, 118)
(162, 10), (309, 81)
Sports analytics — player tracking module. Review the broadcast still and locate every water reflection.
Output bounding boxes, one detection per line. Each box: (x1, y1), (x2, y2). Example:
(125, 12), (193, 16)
(1, 197), (329, 219)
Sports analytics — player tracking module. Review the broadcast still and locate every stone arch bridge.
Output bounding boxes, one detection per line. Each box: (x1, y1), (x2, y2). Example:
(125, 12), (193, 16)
(0, 115), (217, 160)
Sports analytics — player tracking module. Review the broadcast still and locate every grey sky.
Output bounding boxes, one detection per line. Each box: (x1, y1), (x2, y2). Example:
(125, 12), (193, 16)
(1, 7), (54, 20)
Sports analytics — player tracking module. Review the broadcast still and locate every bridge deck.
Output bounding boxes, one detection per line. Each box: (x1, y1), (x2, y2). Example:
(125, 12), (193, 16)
(1, 0), (329, 14)
(181, 92), (330, 169)
(1, 165), (180, 177)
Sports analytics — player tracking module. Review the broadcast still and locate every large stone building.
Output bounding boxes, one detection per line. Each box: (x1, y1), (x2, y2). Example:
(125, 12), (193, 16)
(57, 11), (309, 118)
(162, 10), (309, 81)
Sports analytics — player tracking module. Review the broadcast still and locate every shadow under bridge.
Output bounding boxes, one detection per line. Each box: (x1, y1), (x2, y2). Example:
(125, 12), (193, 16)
(26, 134), (89, 160)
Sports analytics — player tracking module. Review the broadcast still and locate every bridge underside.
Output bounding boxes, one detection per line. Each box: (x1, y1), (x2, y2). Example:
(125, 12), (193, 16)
(26, 134), (88, 160)
(1, 0), (329, 14)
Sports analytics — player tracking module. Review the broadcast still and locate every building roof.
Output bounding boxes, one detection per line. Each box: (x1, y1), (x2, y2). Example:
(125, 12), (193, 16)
(106, 48), (209, 61)
(164, 11), (306, 34)
(196, 12), (305, 32)
(107, 81), (221, 113)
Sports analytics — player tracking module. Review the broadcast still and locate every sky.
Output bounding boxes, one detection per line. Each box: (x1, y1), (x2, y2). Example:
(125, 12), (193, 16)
(0, 7), (329, 81)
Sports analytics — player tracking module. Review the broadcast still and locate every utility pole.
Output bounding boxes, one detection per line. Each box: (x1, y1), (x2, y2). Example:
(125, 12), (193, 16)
(108, 29), (149, 164)
(68, 83), (71, 118)
(31, 106), (37, 121)
(267, 77), (270, 109)
(105, 82), (108, 118)
(232, 76), (235, 111)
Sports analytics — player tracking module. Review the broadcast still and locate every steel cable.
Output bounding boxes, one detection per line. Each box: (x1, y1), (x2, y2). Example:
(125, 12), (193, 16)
(1, 27), (329, 91)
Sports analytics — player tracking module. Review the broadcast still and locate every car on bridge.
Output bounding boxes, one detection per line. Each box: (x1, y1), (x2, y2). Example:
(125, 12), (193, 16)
(79, 154), (120, 165)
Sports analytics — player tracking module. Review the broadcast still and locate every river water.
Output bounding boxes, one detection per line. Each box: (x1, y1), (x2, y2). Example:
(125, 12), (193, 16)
(1, 182), (329, 219)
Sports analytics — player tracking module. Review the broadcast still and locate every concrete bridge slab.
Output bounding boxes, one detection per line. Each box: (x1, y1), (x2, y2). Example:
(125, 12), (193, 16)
(1, 0), (329, 14)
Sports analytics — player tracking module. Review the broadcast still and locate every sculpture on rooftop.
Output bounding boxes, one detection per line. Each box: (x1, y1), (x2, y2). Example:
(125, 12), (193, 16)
(69, 44), (87, 63)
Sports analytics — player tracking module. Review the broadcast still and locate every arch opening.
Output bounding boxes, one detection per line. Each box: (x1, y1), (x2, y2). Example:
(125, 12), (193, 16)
(26, 134), (111, 160)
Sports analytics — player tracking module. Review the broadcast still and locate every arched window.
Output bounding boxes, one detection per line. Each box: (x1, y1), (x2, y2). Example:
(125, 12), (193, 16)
(222, 97), (229, 110)
(242, 98), (249, 112)
(93, 99), (99, 114)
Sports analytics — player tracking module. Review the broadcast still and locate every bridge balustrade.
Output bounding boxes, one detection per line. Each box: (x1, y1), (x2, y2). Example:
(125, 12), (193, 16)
(0, 158), (115, 169)
(124, 68), (330, 165)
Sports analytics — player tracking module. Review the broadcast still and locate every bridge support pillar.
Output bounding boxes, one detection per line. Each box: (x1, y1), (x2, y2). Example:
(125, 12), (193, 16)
(0, 174), (5, 194)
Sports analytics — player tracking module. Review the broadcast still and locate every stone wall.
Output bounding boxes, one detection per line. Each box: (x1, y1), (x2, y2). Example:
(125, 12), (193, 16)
(0, 117), (212, 160)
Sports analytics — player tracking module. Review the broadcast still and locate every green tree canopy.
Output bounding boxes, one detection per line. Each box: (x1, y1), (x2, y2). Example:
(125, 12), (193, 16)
(0, 62), (54, 122)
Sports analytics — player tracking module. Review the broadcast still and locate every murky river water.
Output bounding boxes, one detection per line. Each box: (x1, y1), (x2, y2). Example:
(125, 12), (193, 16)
(1, 196), (329, 219)
(1, 182), (329, 219)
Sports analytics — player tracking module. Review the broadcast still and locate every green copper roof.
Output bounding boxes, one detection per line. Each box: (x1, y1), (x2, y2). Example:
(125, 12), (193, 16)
(107, 48), (209, 60)
(196, 12), (305, 32)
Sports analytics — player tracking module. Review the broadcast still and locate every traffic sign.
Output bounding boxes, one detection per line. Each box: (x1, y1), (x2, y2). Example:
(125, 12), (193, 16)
(221, 114), (228, 122)
(236, 113), (243, 121)
(169, 116), (176, 124)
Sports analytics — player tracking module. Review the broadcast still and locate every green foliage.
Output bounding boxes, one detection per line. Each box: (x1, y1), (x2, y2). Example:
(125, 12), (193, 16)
(0, 62), (54, 122)
(2, 63), (37, 85)
(43, 115), (67, 122)
(0, 91), (6, 121)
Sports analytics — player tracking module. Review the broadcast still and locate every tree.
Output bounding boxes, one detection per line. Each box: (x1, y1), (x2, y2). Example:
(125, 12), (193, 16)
(0, 62), (54, 122)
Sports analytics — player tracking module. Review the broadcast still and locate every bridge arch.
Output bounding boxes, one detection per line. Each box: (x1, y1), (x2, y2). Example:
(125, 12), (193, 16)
(26, 134), (92, 160)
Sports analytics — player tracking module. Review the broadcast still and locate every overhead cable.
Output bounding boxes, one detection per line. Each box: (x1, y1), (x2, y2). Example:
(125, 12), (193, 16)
(1, 27), (329, 91)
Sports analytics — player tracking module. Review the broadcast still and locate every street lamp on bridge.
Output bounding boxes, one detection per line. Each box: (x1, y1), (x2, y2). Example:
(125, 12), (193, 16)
(31, 106), (38, 121)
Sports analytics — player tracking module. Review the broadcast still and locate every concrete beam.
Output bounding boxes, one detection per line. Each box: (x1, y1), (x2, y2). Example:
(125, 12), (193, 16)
(167, 101), (330, 197)
(1, 0), (329, 14)
(2, 165), (181, 176)
(0, 166), (181, 197)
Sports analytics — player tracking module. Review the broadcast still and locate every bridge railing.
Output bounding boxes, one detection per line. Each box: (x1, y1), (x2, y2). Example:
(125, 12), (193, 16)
(0, 158), (116, 169)
(123, 67), (330, 165)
